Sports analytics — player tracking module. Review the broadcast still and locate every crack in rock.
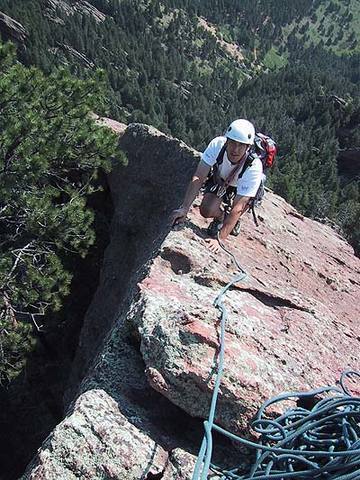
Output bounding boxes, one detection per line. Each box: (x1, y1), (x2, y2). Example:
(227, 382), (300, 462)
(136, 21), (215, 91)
(233, 286), (312, 313)
(192, 274), (310, 313)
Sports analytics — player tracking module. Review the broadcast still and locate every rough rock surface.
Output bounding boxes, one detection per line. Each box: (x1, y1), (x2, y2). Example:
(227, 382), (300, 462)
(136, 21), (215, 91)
(73, 1), (107, 23)
(67, 122), (200, 399)
(23, 389), (195, 480)
(45, 0), (106, 23)
(24, 121), (360, 478)
(133, 194), (360, 432)
(23, 300), (203, 478)
(53, 43), (95, 68)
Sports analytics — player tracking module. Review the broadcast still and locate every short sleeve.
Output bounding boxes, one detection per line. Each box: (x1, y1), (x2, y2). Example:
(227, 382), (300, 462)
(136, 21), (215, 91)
(237, 158), (263, 197)
(201, 136), (226, 167)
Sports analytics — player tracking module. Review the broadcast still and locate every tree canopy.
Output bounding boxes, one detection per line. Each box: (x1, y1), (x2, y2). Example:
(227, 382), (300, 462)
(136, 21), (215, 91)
(0, 42), (122, 383)
(0, 0), (359, 380)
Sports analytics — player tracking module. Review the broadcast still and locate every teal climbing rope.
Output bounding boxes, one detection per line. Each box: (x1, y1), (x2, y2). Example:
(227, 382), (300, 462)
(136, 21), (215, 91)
(192, 237), (360, 480)
(192, 237), (248, 480)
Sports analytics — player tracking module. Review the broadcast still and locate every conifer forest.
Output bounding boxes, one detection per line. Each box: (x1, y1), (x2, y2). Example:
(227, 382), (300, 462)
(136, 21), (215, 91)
(0, 1), (359, 477)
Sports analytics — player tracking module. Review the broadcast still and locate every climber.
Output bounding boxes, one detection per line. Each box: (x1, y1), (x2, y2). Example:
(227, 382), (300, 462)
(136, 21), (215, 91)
(170, 119), (263, 253)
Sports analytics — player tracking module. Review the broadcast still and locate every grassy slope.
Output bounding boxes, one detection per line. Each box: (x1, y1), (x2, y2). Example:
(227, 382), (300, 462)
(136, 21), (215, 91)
(280, 0), (360, 58)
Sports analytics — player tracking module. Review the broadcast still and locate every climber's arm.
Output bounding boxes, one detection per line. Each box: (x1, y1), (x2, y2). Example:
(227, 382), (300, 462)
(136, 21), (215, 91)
(170, 160), (211, 225)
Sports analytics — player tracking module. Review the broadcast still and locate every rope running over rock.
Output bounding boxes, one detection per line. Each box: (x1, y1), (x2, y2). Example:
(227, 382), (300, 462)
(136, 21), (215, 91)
(192, 236), (360, 480)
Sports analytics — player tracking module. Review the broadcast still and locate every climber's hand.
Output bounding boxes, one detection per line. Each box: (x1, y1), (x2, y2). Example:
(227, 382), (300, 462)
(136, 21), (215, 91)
(170, 207), (188, 227)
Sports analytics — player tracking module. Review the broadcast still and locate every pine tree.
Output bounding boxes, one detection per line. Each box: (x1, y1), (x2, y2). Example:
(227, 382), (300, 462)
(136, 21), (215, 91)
(0, 42), (123, 383)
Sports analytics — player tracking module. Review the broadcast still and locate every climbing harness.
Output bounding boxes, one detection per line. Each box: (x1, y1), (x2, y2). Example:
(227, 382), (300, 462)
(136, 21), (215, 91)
(204, 146), (254, 201)
(192, 237), (360, 480)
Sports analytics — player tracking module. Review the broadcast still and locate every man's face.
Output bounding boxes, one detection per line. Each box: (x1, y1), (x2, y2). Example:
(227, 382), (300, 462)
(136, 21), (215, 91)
(226, 139), (248, 163)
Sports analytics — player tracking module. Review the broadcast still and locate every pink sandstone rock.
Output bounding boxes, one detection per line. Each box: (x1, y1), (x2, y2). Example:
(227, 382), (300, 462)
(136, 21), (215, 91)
(133, 192), (360, 432)
(23, 122), (359, 479)
(22, 389), (177, 480)
(93, 114), (127, 135)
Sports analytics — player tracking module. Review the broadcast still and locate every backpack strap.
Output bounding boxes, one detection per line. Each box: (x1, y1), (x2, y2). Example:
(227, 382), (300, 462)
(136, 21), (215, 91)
(247, 165), (265, 227)
(214, 142), (227, 167)
(209, 142), (227, 184)
(237, 152), (255, 180)
(209, 144), (256, 197)
(250, 202), (259, 227)
(215, 143), (255, 177)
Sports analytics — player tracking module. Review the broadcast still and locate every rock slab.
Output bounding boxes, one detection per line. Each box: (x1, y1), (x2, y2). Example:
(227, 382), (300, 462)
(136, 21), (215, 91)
(23, 122), (360, 478)
(23, 389), (196, 480)
(134, 183), (360, 432)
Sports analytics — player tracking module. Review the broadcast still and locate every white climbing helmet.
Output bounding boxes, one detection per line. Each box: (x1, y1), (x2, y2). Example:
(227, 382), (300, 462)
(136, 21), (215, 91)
(225, 119), (255, 145)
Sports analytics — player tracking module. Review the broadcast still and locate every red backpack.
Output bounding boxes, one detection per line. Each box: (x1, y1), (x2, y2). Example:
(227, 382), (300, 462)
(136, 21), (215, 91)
(248, 133), (278, 225)
(253, 133), (278, 171)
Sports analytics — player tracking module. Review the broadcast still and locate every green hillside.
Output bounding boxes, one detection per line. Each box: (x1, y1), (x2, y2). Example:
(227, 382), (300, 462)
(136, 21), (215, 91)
(0, 0), (359, 381)
(281, 0), (360, 57)
(0, 2), (359, 477)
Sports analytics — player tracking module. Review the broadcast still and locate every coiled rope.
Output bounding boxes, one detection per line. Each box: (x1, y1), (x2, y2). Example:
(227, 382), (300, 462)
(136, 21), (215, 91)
(192, 236), (360, 480)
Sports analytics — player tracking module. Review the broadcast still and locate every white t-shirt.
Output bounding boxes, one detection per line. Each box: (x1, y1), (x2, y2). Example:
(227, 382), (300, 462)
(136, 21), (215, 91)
(202, 136), (263, 197)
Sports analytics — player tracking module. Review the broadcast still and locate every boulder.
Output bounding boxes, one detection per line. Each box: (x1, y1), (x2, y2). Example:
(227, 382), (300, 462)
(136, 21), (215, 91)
(66, 123), (200, 398)
(133, 193), (360, 432)
(24, 122), (360, 478)
(22, 389), (174, 479)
